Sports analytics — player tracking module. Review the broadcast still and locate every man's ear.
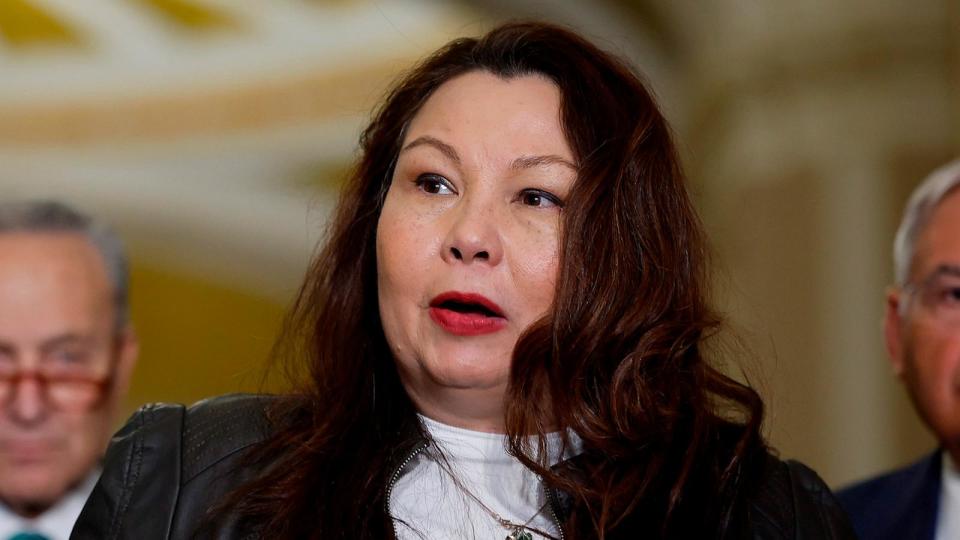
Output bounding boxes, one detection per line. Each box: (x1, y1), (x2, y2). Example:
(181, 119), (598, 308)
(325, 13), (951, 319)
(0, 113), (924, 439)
(111, 325), (139, 403)
(884, 287), (907, 378)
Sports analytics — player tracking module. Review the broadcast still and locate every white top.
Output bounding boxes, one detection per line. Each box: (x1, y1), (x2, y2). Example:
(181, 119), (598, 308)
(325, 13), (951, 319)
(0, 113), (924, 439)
(390, 415), (581, 540)
(0, 469), (99, 540)
(935, 452), (960, 540)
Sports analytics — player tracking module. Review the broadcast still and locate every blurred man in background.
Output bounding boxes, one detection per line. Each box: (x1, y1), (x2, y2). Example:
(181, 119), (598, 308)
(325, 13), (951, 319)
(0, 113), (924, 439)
(839, 159), (960, 540)
(0, 202), (137, 540)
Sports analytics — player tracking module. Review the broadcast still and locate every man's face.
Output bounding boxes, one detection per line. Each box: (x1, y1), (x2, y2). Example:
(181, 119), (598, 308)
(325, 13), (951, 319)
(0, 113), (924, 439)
(0, 232), (136, 516)
(886, 189), (960, 459)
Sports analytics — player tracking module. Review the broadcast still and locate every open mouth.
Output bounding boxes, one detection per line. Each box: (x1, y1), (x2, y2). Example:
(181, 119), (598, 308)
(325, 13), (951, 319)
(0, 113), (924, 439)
(428, 292), (507, 336)
(433, 299), (501, 318)
(429, 292), (504, 318)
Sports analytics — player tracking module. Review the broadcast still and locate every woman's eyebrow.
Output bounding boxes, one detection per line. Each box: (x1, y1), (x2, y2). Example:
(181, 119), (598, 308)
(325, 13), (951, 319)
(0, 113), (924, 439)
(511, 154), (578, 172)
(400, 136), (460, 164)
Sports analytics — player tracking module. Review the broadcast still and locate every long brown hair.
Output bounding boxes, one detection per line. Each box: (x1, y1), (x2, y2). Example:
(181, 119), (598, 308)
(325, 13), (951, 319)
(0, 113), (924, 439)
(224, 21), (765, 539)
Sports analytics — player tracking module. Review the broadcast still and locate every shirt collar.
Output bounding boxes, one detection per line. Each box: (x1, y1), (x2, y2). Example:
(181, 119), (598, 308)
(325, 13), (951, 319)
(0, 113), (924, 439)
(0, 468), (100, 540)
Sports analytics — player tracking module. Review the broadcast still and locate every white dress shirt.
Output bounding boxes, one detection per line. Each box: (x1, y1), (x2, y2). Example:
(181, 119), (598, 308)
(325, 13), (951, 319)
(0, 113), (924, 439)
(935, 452), (960, 540)
(0, 469), (99, 540)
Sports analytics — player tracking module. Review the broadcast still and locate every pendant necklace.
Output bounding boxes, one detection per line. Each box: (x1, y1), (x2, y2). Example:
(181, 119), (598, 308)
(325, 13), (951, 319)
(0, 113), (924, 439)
(488, 500), (545, 540)
(459, 484), (552, 540)
(438, 459), (558, 540)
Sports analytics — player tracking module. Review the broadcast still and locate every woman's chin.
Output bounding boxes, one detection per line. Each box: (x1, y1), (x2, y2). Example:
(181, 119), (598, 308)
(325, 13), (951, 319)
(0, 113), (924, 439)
(395, 354), (506, 395)
(426, 366), (508, 392)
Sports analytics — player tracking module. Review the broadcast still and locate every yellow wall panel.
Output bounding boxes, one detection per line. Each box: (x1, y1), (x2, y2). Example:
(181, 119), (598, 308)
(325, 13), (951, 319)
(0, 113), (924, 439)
(136, 0), (235, 31)
(123, 262), (288, 417)
(0, 0), (81, 48)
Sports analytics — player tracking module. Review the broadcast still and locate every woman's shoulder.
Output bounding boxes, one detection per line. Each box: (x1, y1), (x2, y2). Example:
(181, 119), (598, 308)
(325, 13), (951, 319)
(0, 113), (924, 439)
(121, 393), (278, 480)
(743, 453), (857, 539)
(71, 393), (283, 540)
(180, 393), (278, 477)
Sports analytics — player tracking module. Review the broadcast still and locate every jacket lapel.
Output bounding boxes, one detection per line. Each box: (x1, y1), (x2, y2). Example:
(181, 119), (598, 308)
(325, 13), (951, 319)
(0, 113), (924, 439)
(886, 451), (941, 540)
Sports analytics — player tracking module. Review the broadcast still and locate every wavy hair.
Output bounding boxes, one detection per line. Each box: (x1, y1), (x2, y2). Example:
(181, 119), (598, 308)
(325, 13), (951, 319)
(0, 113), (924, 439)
(221, 21), (765, 539)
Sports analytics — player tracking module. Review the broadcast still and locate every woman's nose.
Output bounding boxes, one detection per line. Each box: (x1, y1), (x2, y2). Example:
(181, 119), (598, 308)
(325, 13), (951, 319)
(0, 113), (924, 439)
(441, 199), (503, 266)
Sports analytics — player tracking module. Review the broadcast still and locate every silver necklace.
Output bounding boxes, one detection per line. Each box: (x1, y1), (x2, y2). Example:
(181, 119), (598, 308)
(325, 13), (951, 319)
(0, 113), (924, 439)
(456, 482), (547, 540)
(437, 457), (558, 540)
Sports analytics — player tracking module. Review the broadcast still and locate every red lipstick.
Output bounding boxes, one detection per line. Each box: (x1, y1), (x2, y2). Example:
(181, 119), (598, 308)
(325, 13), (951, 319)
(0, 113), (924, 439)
(428, 292), (507, 336)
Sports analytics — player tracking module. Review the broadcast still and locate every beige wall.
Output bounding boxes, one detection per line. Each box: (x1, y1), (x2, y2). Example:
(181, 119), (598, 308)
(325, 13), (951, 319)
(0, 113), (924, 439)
(672, 0), (959, 486)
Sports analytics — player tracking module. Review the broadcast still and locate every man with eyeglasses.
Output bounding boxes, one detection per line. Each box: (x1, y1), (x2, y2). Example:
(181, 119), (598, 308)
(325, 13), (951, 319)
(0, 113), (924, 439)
(0, 202), (137, 540)
(839, 159), (960, 540)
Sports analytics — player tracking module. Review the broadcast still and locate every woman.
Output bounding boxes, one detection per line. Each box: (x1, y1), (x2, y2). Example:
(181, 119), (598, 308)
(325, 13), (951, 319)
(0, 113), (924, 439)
(72, 22), (854, 539)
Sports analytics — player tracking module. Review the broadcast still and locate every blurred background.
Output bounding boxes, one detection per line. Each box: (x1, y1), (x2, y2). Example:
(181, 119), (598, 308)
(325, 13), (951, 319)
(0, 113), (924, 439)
(0, 0), (957, 488)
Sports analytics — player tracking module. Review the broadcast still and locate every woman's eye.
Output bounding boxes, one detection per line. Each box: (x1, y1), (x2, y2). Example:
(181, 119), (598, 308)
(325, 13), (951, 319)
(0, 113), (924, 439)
(415, 174), (454, 195)
(519, 189), (562, 209)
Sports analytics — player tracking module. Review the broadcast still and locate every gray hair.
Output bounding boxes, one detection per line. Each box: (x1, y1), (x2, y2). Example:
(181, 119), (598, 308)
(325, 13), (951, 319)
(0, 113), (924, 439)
(0, 200), (129, 330)
(893, 158), (960, 286)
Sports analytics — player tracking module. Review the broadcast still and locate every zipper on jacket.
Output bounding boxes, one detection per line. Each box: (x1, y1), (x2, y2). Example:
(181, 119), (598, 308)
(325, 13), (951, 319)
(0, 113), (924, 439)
(544, 484), (566, 540)
(384, 441), (430, 536)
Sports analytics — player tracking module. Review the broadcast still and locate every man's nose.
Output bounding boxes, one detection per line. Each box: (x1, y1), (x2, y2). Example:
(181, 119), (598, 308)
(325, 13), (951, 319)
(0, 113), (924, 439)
(7, 375), (50, 425)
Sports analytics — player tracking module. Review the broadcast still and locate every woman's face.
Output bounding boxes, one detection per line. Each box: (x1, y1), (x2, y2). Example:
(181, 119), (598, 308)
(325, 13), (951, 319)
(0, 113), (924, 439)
(376, 71), (576, 430)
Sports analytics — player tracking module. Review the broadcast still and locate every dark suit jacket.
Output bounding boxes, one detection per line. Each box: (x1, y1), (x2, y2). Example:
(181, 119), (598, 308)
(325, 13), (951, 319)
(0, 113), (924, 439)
(836, 451), (941, 540)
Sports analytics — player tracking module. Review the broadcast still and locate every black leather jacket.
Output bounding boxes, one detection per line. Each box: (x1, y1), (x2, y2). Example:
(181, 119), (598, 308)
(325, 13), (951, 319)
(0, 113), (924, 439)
(71, 394), (856, 539)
